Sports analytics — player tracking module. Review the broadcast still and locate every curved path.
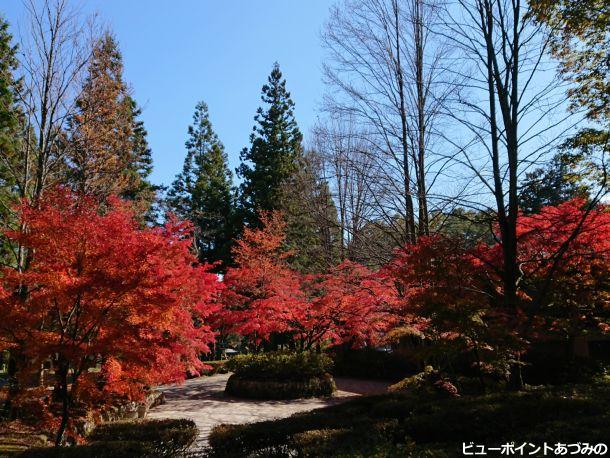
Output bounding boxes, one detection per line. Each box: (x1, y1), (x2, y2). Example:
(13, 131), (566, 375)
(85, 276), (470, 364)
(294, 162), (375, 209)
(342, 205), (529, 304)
(147, 373), (388, 447)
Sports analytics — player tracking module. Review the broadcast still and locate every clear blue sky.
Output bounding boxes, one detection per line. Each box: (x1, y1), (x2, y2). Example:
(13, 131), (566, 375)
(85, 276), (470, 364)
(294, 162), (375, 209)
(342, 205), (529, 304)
(2, 0), (331, 187)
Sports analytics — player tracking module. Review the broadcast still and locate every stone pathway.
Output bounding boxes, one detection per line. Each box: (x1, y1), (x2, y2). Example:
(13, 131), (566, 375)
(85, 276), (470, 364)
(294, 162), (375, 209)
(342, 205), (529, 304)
(147, 373), (388, 447)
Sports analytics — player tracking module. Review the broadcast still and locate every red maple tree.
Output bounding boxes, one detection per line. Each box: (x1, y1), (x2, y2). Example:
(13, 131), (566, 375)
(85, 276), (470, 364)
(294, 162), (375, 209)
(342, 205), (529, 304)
(217, 212), (305, 349)
(482, 199), (610, 341)
(296, 261), (396, 350)
(388, 199), (610, 376)
(0, 188), (220, 444)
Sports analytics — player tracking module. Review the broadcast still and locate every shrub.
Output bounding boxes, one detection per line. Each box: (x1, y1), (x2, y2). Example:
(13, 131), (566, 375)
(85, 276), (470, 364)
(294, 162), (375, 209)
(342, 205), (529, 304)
(207, 416), (401, 457)
(291, 420), (399, 457)
(207, 379), (610, 456)
(389, 366), (459, 398)
(330, 348), (417, 381)
(224, 351), (335, 399)
(523, 349), (607, 385)
(19, 441), (157, 458)
(87, 419), (197, 457)
(203, 360), (229, 375)
(226, 351), (332, 381)
(225, 373), (336, 400)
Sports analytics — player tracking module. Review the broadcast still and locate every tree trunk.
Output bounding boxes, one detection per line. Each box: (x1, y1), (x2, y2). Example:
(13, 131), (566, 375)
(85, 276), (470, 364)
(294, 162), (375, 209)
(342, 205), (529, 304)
(571, 336), (590, 359)
(54, 361), (71, 446)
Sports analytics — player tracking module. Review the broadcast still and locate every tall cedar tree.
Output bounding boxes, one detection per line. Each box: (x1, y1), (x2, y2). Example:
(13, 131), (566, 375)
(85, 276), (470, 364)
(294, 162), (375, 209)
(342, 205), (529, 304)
(68, 33), (155, 214)
(237, 63), (303, 228)
(122, 97), (157, 217)
(278, 151), (341, 273)
(0, 16), (22, 258)
(167, 101), (234, 268)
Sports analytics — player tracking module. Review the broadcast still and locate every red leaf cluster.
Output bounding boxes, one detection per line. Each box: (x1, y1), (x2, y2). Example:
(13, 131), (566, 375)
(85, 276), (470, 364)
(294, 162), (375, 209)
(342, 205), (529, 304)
(215, 212), (395, 351)
(0, 188), (220, 405)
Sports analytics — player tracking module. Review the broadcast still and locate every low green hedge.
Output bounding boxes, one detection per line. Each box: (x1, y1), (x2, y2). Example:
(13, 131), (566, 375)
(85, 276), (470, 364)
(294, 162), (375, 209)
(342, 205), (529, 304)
(207, 381), (610, 457)
(20, 441), (157, 458)
(225, 373), (336, 400)
(224, 351), (335, 399)
(202, 360), (229, 375)
(20, 419), (198, 458)
(226, 351), (332, 381)
(331, 348), (418, 381)
(207, 415), (400, 457)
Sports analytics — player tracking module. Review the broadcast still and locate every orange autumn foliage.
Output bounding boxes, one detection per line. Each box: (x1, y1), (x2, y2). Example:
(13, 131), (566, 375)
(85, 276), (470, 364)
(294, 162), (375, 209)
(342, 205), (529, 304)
(0, 188), (220, 442)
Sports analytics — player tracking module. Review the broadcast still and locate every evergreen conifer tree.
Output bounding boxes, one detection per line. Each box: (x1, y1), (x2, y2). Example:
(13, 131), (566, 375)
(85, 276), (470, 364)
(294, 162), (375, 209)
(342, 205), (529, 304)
(279, 151), (341, 272)
(0, 16), (22, 262)
(167, 101), (234, 268)
(122, 97), (157, 217)
(0, 16), (21, 200)
(67, 33), (133, 197)
(237, 62), (303, 227)
(68, 33), (156, 216)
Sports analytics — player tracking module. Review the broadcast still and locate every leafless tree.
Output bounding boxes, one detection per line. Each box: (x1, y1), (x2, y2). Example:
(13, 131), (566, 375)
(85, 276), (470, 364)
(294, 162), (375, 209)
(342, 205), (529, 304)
(312, 117), (408, 267)
(0, 0), (95, 422)
(312, 117), (377, 261)
(15, 0), (95, 203)
(322, 0), (455, 244)
(437, 0), (604, 388)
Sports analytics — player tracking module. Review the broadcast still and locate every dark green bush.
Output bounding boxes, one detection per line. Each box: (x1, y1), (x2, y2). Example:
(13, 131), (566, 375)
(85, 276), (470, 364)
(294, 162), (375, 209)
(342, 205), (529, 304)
(389, 366), (459, 398)
(330, 348), (417, 381)
(203, 360), (229, 375)
(523, 351), (607, 385)
(87, 418), (197, 457)
(224, 351), (335, 399)
(207, 381), (610, 457)
(21, 419), (198, 457)
(226, 351), (332, 381)
(225, 373), (336, 400)
(19, 441), (157, 458)
(207, 417), (400, 457)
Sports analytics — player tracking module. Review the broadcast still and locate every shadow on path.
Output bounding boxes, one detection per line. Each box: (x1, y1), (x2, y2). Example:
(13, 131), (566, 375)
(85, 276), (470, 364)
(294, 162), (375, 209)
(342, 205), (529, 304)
(147, 373), (389, 447)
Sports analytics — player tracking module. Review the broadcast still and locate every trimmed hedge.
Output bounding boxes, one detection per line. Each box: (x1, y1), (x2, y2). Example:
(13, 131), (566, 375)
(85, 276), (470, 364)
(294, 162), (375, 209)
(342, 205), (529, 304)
(20, 419), (198, 458)
(224, 351), (335, 399)
(207, 414), (401, 457)
(330, 348), (418, 381)
(225, 373), (336, 400)
(207, 381), (610, 457)
(226, 351), (332, 381)
(19, 441), (157, 458)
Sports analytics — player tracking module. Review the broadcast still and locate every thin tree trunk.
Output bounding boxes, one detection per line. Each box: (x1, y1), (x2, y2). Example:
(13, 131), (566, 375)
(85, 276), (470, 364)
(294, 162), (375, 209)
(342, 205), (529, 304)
(394, 0), (416, 244)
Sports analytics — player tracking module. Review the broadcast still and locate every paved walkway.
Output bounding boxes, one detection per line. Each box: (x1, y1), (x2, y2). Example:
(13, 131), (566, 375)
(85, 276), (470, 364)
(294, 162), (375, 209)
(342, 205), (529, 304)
(147, 373), (388, 447)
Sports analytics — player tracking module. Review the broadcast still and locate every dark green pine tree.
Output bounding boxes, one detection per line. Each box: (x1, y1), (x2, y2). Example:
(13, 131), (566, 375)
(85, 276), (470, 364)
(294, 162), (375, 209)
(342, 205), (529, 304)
(0, 15), (23, 265)
(0, 16), (21, 199)
(237, 62), (303, 228)
(167, 101), (234, 269)
(122, 97), (158, 219)
(279, 151), (342, 273)
(519, 147), (594, 215)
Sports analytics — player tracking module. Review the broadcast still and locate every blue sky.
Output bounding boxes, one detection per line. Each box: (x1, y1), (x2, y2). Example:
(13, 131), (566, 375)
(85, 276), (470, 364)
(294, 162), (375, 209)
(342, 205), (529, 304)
(2, 0), (331, 187)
